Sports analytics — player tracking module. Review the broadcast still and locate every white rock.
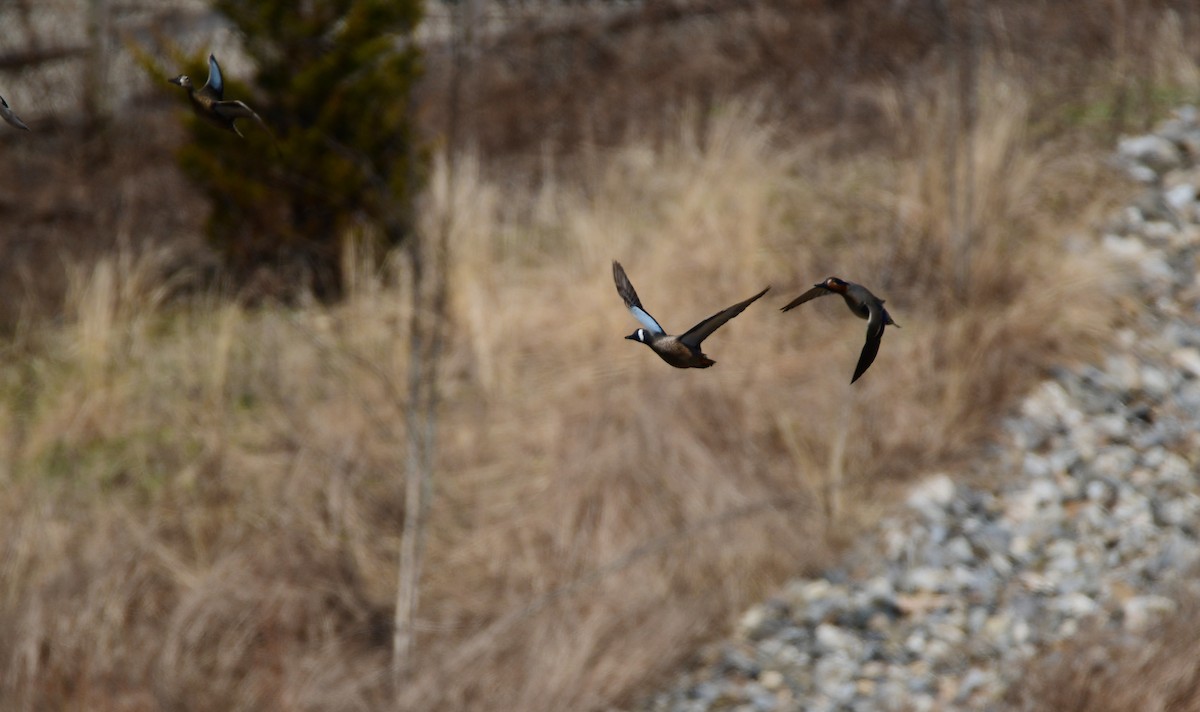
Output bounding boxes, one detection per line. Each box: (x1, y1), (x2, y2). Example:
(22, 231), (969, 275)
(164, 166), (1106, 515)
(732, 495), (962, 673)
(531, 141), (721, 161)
(1160, 453), (1191, 482)
(1140, 254), (1176, 283)
(1126, 164), (1160, 184)
(903, 567), (951, 593)
(907, 474), (956, 518)
(903, 628), (928, 655)
(1054, 592), (1100, 617)
(1141, 365), (1171, 395)
(1085, 479), (1111, 501)
(760, 669), (785, 690)
(1009, 535), (1032, 559)
(1142, 221), (1181, 242)
(1028, 479), (1062, 506)
(1171, 348), (1200, 378)
(1092, 447), (1138, 479)
(738, 605), (770, 637)
(814, 623), (859, 656)
(1023, 453), (1052, 479)
(1011, 618), (1031, 646)
(1166, 183), (1197, 212)
(1020, 381), (1073, 424)
(1104, 353), (1143, 392)
(785, 578), (832, 604)
(923, 638), (953, 665)
(1159, 495), (1200, 527)
(1123, 595), (1177, 632)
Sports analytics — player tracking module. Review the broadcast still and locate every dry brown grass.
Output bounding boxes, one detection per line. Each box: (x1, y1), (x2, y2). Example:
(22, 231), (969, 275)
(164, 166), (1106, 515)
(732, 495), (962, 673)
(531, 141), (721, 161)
(0, 70), (1135, 710)
(3, 2), (1198, 706)
(1010, 589), (1200, 712)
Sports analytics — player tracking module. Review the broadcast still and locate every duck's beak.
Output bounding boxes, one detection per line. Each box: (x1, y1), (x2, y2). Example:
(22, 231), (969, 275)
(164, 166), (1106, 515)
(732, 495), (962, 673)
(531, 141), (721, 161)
(167, 77), (183, 86)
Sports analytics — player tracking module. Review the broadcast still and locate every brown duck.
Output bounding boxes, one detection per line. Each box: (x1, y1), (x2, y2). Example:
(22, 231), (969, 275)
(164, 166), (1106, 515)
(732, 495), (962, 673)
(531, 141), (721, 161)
(613, 260), (769, 369)
(782, 277), (898, 383)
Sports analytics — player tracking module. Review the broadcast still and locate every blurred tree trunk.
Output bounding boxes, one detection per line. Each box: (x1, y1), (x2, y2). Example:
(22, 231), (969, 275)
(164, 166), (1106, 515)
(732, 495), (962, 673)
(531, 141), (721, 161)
(391, 0), (474, 684)
(392, 215), (450, 683)
(84, 0), (113, 154)
(933, 0), (981, 299)
(955, 0), (981, 298)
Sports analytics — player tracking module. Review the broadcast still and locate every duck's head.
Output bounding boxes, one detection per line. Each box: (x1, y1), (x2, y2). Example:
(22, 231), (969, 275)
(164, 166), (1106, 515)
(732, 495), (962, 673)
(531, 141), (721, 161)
(168, 74), (194, 90)
(819, 277), (849, 293)
(625, 328), (648, 343)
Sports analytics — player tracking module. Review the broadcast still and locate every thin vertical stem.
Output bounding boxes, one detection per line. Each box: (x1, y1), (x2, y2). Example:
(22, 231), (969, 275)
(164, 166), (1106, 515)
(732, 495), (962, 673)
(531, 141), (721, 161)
(392, 200), (451, 683)
(956, 0), (981, 298)
(824, 391), (852, 531)
(393, 247), (428, 680)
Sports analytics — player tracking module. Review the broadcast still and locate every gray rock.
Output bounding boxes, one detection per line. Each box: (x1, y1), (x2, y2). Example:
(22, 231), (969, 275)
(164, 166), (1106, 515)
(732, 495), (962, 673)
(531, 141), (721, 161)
(1118, 134), (1182, 174)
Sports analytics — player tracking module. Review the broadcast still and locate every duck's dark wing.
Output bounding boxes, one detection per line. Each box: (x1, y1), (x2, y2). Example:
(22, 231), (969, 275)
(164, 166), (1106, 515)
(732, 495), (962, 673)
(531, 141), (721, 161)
(613, 261), (665, 335)
(214, 100), (275, 138)
(850, 304), (888, 383)
(212, 100), (260, 121)
(780, 285), (831, 312)
(0, 96), (30, 131)
(201, 54), (224, 100)
(679, 286), (769, 348)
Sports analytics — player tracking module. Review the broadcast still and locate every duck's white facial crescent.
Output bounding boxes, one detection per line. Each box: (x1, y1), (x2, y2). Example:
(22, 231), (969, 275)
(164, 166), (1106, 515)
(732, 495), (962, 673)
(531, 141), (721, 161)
(635, 328), (646, 342)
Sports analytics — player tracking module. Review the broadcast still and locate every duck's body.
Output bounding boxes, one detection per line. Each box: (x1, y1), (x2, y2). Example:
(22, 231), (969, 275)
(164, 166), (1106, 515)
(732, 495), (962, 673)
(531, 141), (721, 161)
(782, 276), (898, 383)
(169, 54), (268, 138)
(0, 95), (30, 131)
(613, 260), (769, 369)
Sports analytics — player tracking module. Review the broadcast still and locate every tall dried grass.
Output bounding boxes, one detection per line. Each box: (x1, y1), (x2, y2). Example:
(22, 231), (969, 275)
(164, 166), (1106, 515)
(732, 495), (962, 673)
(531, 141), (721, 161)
(0, 70), (1135, 711)
(1010, 589), (1200, 712)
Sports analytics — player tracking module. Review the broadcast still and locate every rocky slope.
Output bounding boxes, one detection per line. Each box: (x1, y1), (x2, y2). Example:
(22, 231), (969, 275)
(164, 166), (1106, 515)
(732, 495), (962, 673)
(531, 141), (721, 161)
(637, 106), (1200, 712)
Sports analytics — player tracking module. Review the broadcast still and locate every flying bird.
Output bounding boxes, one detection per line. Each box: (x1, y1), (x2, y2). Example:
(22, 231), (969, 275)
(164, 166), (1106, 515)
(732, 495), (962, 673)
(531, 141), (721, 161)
(613, 260), (769, 369)
(168, 54), (270, 139)
(781, 277), (898, 383)
(0, 95), (30, 131)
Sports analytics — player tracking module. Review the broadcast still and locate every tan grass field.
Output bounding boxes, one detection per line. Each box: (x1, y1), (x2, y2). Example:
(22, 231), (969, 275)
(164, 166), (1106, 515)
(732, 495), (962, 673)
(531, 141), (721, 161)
(0, 7), (1197, 710)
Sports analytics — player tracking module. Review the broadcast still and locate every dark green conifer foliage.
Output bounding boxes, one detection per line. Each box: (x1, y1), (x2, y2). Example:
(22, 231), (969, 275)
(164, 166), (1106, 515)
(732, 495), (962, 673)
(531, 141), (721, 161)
(174, 0), (423, 300)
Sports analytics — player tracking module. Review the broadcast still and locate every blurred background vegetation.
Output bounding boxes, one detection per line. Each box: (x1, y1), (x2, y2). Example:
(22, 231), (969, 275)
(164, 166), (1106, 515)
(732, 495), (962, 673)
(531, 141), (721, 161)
(1, 0), (1197, 313)
(173, 0), (424, 301)
(0, 0), (1198, 710)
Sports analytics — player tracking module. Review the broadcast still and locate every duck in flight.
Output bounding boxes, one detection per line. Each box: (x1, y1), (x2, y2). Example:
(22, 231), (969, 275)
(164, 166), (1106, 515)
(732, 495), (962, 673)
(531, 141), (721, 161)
(168, 54), (270, 139)
(781, 277), (898, 384)
(613, 260), (769, 369)
(0, 95), (30, 131)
